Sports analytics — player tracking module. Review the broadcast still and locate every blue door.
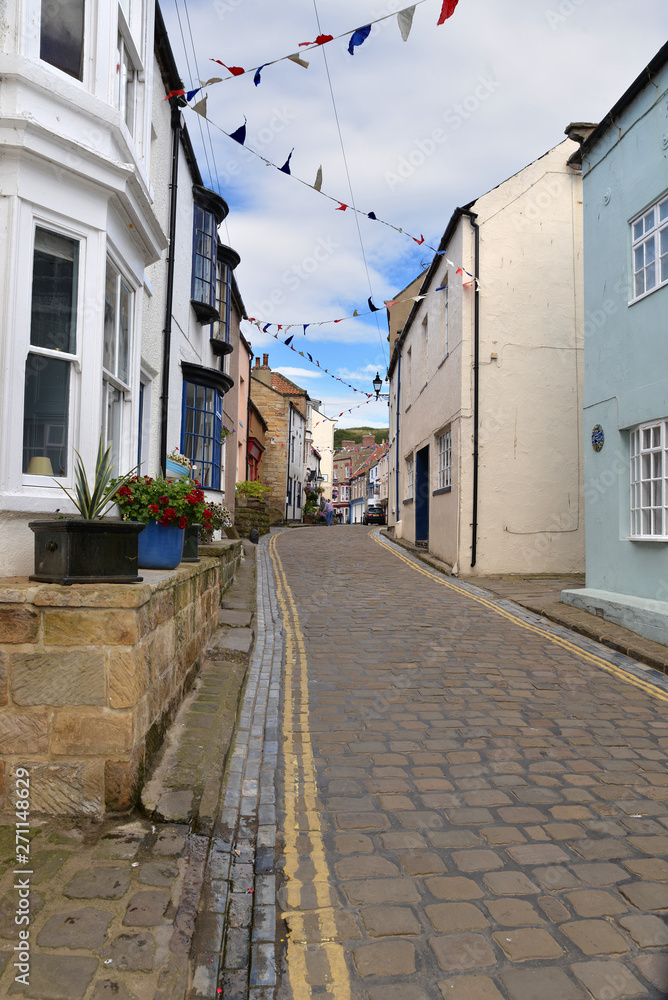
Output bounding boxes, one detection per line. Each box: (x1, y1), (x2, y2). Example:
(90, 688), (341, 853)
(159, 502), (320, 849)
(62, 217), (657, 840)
(415, 445), (430, 544)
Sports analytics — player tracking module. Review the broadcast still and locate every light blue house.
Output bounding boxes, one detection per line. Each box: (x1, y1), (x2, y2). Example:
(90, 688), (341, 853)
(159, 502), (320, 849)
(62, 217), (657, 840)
(562, 43), (668, 643)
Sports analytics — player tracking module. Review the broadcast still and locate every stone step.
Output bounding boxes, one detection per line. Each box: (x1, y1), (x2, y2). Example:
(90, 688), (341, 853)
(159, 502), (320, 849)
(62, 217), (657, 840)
(218, 608), (253, 627)
(206, 627), (254, 661)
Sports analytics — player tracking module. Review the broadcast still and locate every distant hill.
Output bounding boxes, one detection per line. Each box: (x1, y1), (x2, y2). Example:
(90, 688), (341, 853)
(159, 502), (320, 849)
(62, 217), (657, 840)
(333, 426), (389, 449)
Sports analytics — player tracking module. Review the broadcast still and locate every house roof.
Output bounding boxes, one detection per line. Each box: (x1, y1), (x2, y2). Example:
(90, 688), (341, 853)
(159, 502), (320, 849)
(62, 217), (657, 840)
(270, 371), (308, 397)
(579, 42), (668, 159)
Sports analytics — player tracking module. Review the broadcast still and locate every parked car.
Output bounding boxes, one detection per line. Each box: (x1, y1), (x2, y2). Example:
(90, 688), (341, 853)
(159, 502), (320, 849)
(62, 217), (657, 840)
(362, 506), (386, 525)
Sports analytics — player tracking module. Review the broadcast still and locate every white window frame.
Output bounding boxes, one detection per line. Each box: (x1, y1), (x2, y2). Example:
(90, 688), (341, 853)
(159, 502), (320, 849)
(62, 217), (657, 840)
(437, 429), (451, 490)
(102, 254), (136, 476)
(631, 195), (668, 303)
(630, 419), (668, 540)
(115, 4), (144, 136)
(406, 456), (414, 500)
(22, 222), (85, 488)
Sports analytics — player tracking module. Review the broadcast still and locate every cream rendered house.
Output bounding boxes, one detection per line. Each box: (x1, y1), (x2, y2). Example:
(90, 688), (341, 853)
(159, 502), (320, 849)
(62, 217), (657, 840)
(388, 132), (590, 575)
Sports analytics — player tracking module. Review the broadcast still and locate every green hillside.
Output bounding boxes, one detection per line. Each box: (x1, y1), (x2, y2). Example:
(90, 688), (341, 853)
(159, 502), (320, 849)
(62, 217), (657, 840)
(333, 426), (389, 449)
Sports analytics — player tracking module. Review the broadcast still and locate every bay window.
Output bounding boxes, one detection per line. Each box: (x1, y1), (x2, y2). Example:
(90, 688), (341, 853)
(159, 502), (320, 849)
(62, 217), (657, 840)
(23, 228), (80, 477)
(40, 0), (85, 80)
(181, 363), (233, 490)
(630, 420), (668, 540)
(191, 187), (229, 325)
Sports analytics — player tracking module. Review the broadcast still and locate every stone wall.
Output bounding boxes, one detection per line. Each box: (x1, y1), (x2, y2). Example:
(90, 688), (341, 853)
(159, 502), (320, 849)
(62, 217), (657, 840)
(234, 500), (272, 537)
(0, 541), (242, 817)
(250, 377), (289, 511)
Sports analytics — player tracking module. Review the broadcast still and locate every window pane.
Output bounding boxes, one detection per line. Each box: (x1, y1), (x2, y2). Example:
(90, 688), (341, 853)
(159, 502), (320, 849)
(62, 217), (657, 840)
(643, 429), (652, 450)
(661, 201), (668, 223)
(31, 228), (78, 353)
(653, 425), (662, 448)
(645, 210), (655, 232)
(23, 354), (70, 476)
(104, 262), (118, 374)
(40, 0), (85, 79)
(654, 509), (663, 535)
(654, 480), (663, 506)
(633, 220), (644, 242)
(118, 279), (131, 383)
(635, 272), (644, 297)
(643, 509), (651, 534)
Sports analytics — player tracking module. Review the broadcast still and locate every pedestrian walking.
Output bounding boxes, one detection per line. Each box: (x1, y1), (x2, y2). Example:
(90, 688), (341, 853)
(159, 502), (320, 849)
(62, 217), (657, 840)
(323, 500), (334, 526)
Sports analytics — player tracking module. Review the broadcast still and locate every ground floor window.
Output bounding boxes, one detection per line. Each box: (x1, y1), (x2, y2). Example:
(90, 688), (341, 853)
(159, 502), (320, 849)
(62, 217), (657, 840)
(406, 456), (414, 499)
(437, 429), (451, 489)
(630, 419), (668, 539)
(181, 381), (223, 489)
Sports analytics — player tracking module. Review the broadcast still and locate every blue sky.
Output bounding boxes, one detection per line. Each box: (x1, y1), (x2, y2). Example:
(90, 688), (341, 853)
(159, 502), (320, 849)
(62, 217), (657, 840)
(162, 0), (666, 427)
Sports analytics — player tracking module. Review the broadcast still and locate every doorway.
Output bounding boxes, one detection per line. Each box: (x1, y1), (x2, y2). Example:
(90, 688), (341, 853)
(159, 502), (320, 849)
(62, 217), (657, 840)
(415, 445), (430, 545)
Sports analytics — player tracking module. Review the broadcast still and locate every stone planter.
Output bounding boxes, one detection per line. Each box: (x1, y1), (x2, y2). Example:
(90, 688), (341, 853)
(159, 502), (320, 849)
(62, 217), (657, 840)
(28, 519), (145, 585)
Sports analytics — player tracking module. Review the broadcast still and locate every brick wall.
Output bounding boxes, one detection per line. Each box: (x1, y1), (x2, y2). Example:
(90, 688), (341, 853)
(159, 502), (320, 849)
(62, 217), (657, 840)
(0, 541), (241, 816)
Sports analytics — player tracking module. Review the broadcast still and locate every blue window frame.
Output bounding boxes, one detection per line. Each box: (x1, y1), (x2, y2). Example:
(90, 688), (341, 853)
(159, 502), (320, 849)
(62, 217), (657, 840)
(192, 205), (216, 307)
(181, 380), (223, 489)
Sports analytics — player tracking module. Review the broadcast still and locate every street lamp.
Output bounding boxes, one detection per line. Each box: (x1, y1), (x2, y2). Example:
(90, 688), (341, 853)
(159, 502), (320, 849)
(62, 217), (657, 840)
(372, 372), (389, 399)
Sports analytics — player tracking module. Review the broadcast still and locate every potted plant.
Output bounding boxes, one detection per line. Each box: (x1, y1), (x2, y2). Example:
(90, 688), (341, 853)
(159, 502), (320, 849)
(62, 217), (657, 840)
(29, 440), (144, 585)
(112, 475), (213, 570)
(198, 501), (233, 543)
(235, 480), (271, 507)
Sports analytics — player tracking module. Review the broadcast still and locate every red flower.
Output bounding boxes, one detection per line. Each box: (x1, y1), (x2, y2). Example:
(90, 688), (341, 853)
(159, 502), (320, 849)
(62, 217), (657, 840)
(117, 486), (133, 497)
(178, 516), (188, 529)
(159, 496), (170, 505)
(148, 504), (159, 513)
(164, 508), (176, 519)
(203, 509), (212, 520)
(160, 516), (171, 527)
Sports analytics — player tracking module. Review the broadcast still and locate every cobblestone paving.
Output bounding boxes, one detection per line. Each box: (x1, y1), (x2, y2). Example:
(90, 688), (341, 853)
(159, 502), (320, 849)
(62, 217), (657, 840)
(269, 526), (668, 1000)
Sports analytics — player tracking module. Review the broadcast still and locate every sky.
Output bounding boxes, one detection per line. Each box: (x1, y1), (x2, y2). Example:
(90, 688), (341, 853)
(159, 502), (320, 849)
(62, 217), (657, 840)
(161, 0), (666, 428)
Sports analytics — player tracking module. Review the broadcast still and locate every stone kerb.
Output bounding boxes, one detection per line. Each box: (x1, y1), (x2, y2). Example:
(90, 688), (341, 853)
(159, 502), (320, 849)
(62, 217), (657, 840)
(0, 541), (242, 818)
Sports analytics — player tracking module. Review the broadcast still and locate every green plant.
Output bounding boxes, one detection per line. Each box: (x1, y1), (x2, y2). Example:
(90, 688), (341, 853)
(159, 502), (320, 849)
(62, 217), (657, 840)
(167, 449), (193, 471)
(235, 480), (271, 500)
(111, 475), (213, 530)
(199, 501), (232, 541)
(54, 438), (137, 520)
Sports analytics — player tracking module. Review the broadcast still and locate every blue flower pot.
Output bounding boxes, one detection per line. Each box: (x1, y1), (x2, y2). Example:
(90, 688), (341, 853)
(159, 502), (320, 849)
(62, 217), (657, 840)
(137, 520), (184, 569)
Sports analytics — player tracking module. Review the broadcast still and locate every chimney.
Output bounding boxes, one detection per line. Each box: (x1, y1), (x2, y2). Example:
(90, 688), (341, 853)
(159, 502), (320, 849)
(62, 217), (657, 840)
(341, 439), (356, 449)
(564, 121), (597, 146)
(252, 353), (272, 387)
(362, 434), (376, 448)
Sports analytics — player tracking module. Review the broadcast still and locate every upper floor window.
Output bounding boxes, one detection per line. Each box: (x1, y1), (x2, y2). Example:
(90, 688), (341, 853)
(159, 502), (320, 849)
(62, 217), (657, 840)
(191, 187), (229, 324)
(103, 258), (134, 474)
(23, 227), (81, 477)
(630, 420), (668, 540)
(211, 245), (240, 358)
(40, 0), (85, 80)
(631, 196), (668, 301)
(437, 429), (451, 490)
(180, 362), (233, 490)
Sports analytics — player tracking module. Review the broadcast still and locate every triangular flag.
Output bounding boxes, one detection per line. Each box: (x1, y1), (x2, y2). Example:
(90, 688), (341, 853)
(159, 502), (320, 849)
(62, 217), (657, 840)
(263, 324), (271, 332)
(336, 202), (348, 212)
(368, 297), (380, 312)
(456, 267), (464, 276)
(254, 64), (266, 86)
(412, 295), (427, 301)
(285, 336), (294, 346)
(307, 354), (313, 362)
(279, 149), (294, 174)
(348, 25), (372, 55)
(368, 212), (377, 220)
(229, 117), (247, 145)
(313, 166), (323, 191)
(192, 97), (208, 118)
(211, 59), (245, 76)
(186, 87), (201, 102)
(303, 324), (309, 335)
(164, 89), (185, 101)
(437, 0), (459, 25)
(200, 77), (222, 87)
(287, 52), (310, 68)
(353, 310), (359, 316)
(397, 6), (416, 41)
(413, 234), (425, 245)
(435, 285), (447, 291)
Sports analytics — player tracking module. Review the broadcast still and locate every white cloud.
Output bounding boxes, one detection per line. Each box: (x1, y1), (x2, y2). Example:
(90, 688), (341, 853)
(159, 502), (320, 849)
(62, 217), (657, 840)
(274, 366), (324, 379)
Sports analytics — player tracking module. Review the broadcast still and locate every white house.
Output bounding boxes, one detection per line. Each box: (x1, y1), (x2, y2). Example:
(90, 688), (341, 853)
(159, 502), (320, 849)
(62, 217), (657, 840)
(308, 400), (336, 501)
(388, 132), (590, 575)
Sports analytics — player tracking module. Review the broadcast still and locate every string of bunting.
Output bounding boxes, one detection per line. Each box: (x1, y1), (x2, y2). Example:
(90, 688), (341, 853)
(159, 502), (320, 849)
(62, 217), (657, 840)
(163, 0), (459, 101)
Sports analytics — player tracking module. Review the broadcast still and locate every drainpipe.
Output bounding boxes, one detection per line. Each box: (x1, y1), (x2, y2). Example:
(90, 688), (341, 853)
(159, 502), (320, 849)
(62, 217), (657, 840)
(462, 209), (480, 568)
(159, 103), (181, 475)
(286, 403), (293, 520)
(395, 352), (401, 523)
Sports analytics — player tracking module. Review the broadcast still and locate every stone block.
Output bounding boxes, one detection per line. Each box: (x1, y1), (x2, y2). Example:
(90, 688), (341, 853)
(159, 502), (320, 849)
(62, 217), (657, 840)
(0, 710), (48, 753)
(618, 913), (668, 947)
(426, 902), (489, 932)
(27, 761), (103, 815)
(360, 905), (421, 936)
(11, 650), (105, 706)
(425, 878), (484, 901)
(571, 960), (645, 999)
(107, 647), (150, 709)
(334, 856), (399, 879)
(6, 953), (98, 999)
(566, 890), (627, 918)
(51, 710), (133, 756)
(147, 623), (176, 683)
(123, 890), (170, 926)
(619, 881), (668, 911)
(43, 608), (141, 645)
(430, 932), (497, 972)
(484, 898), (544, 926)
(105, 746), (144, 812)
(0, 650), (7, 705)
(498, 966), (586, 1000)
(353, 939), (415, 977)
(37, 907), (113, 948)
(0, 605), (39, 643)
(342, 878), (421, 905)
(438, 976), (505, 1000)
(64, 867), (131, 899)
(99, 932), (156, 971)
(493, 927), (563, 961)
(561, 919), (630, 956)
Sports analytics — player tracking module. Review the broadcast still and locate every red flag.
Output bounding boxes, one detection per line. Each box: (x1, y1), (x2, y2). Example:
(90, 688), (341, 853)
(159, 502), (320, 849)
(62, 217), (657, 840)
(456, 267), (464, 275)
(299, 34), (333, 47)
(413, 234), (425, 245)
(336, 202), (348, 212)
(164, 89), (185, 100)
(211, 59), (245, 76)
(437, 0), (459, 25)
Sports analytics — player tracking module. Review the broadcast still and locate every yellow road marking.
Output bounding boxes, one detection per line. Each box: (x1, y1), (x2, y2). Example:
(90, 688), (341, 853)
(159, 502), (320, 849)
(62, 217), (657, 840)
(373, 531), (668, 705)
(269, 533), (352, 1000)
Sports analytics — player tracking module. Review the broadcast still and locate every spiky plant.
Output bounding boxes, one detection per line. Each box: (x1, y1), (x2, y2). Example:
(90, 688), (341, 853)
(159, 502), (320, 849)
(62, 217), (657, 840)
(55, 438), (137, 520)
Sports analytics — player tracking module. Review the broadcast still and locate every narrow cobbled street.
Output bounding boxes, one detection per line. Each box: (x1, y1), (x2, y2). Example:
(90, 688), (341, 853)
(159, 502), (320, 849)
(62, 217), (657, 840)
(228, 526), (668, 1000)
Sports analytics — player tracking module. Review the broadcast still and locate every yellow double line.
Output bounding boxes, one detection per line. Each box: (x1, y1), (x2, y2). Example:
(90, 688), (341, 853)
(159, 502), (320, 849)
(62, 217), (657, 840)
(268, 533), (352, 1000)
(373, 531), (668, 706)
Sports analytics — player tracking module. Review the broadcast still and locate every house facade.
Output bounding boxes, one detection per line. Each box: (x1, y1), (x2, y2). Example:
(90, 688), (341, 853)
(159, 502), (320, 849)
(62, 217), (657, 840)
(562, 44), (668, 643)
(309, 405), (337, 501)
(388, 134), (588, 574)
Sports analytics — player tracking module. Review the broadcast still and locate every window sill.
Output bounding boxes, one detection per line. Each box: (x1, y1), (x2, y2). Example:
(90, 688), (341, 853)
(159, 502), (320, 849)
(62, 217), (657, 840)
(191, 299), (220, 325)
(628, 536), (668, 543)
(432, 486), (451, 496)
(403, 498), (414, 505)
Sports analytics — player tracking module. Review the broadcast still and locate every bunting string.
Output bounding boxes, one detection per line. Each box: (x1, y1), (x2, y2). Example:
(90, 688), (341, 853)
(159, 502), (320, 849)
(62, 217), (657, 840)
(181, 0), (459, 95)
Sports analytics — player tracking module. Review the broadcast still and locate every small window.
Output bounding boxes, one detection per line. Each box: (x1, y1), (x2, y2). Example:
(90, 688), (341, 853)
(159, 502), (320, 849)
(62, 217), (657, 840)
(40, 0), (85, 80)
(102, 258), (134, 474)
(192, 205), (217, 308)
(631, 196), (668, 301)
(406, 456), (414, 500)
(630, 420), (668, 539)
(437, 430), (451, 489)
(116, 33), (137, 133)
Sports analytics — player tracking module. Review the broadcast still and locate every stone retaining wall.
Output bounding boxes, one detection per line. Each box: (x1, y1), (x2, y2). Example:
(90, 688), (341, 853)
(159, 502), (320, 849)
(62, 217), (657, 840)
(0, 540), (242, 817)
